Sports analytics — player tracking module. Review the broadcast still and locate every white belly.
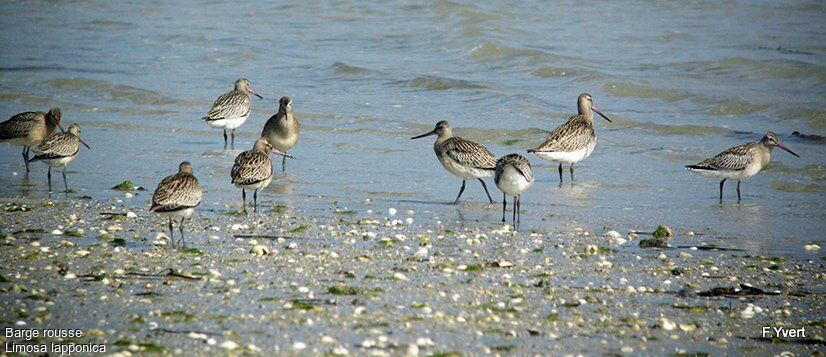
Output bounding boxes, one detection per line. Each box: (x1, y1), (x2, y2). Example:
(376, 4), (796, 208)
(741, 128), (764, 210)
(206, 114), (248, 129)
(235, 176), (272, 190)
(267, 132), (299, 153)
(439, 156), (493, 180)
(531, 142), (594, 164)
(42, 155), (77, 167)
(688, 162), (763, 181)
(496, 166), (534, 196)
(155, 207), (195, 218)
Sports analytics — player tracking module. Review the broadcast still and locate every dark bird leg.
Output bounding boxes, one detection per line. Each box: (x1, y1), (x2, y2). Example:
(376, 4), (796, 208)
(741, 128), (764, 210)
(453, 180), (466, 205)
(168, 217), (175, 249)
(477, 178), (494, 204)
(501, 193), (507, 222)
(223, 129), (228, 149)
(253, 189), (258, 213)
(230, 129), (236, 149)
(557, 163), (563, 187)
(570, 164), (575, 182)
(47, 167), (52, 192)
(22, 146), (30, 172)
(737, 180), (742, 203)
(242, 189), (247, 214)
(516, 194), (521, 223)
(179, 217), (186, 248)
(62, 166), (68, 193)
(512, 196), (517, 223)
(282, 154), (287, 172)
(719, 179), (726, 204)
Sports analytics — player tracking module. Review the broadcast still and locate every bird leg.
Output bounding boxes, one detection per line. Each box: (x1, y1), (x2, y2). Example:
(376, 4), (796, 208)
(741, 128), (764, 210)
(737, 180), (741, 203)
(179, 217), (186, 248)
(47, 167), (52, 192)
(501, 193), (506, 222)
(719, 179), (726, 204)
(557, 163), (563, 186)
(453, 180), (466, 205)
(22, 146), (30, 172)
(512, 195), (517, 223)
(168, 217), (175, 249)
(570, 164), (575, 182)
(516, 194), (521, 223)
(230, 129), (236, 149)
(253, 189), (258, 213)
(242, 189), (247, 214)
(223, 129), (228, 149)
(62, 166), (68, 193)
(282, 154), (287, 172)
(477, 178), (494, 204)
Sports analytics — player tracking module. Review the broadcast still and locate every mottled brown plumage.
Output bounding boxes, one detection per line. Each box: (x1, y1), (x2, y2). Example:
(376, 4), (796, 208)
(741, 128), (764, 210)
(203, 78), (261, 148)
(151, 162), (203, 213)
(494, 153), (534, 225)
(230, 137), (292, 213)
(495, 154), (534, 184)
(0, 108), (63, 172)
(31, 124), (82, 161)
(412, 120), (496, 204)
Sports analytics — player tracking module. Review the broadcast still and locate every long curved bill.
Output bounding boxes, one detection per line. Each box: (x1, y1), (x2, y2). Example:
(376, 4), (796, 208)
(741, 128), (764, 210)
(776, 142), (800, 157)
(249, 88), (263, 99)
(271, 149), (294, 159)
(79, 138), (91, 149)
(592, 107), (612, 122)
(411, 130), (437, 139)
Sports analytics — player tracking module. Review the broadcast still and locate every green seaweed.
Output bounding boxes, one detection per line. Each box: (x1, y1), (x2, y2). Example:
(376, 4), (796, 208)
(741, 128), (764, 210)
(111, 181), (134, 191)
(328, 285), (360, 295)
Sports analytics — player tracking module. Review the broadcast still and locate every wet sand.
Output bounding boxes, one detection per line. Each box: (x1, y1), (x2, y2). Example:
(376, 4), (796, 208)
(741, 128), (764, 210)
(0, 195), (823, 355)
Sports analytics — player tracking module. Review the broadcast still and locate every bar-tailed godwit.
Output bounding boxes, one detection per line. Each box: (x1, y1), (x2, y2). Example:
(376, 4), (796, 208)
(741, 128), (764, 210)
(686, 131), (799, 203)
(28, 123), (90, 192)
(495, 154), (534, 224)
(412, 120), (496, 204)
(203, 78), (262, 149)
(150, 161), (203, 248)
(231, 137), (292, 213)
(261, 96), (300, 171)
(0, 108), (63, 172)
(528, 93), (611, 185)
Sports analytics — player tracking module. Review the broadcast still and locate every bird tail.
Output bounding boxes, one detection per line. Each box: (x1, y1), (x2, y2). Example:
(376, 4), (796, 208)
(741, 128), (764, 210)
(526, 148), (537, 154)
(685, 164), (715, 171)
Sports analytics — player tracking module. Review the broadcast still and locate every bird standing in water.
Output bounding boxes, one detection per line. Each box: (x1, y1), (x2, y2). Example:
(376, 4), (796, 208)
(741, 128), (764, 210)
(412, 120), (497, 204)
(231, 137), (292, 213)
(528, 93), (612, 185)
(203, 78), (262, 149)
(0, 108), (63, 172)
(686, 131), (799, 203)
(261, 96), (300, 171)
(29, 123), (90, 192)
(495, 154), (534, 225)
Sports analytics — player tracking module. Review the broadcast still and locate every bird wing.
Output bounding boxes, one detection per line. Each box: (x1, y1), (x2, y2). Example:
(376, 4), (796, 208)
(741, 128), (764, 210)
(495, 154), (534, 183)
(529, 115), (593, 153)
(691, 143), (757, 171)
(204, 90), (250, 120)
(231, 151), (272, 185)
(151, 173), (202, 212)
(443, 137), (497, 170)
(30, 132), (79, 160)
(0, 112), (42, 140)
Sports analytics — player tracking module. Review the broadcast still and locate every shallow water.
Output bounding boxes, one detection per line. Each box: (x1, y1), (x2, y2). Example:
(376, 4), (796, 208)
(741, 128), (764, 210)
(1, 0), (825, 258)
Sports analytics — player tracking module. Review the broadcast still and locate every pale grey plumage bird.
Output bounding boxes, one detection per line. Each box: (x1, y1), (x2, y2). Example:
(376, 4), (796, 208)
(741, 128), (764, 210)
(203, 78), (263, 149)
(411, 120), (496, 204)
(150, 162), (203, 248)
(0, 108), (63, 172)
(231, 137), (292, 213)
(528, 93), (612, 185)
(495, 154), (534, 225)
(261, 96), (300, 171)
(686, 131), (799, 203)
(29, 123), (90, 192)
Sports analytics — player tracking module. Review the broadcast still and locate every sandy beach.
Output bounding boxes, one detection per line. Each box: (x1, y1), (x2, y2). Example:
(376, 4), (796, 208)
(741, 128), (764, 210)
(0, 195), (823, 355)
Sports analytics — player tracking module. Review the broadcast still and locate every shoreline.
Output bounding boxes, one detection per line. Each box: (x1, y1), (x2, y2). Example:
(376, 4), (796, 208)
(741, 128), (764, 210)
(0, 195), (823, 355)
